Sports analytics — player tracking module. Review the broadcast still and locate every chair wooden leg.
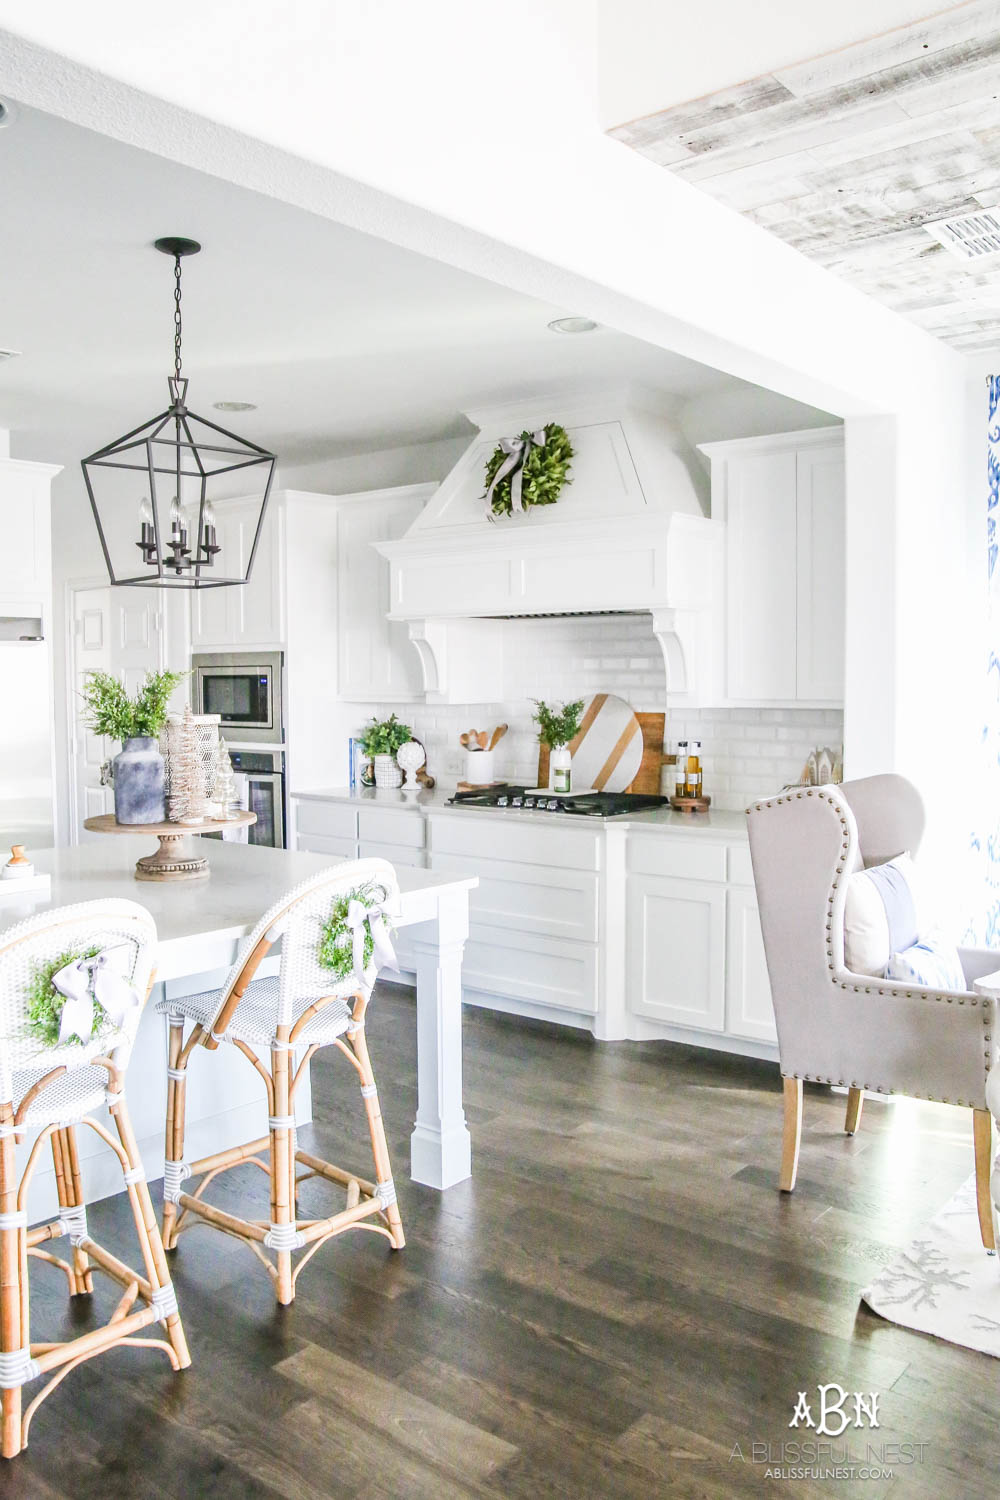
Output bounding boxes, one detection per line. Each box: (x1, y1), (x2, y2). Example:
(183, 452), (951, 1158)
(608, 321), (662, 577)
(973, 1108), (996, 1253)
(779, 1077), (803, 1194)
(844, 1087), (864, 1137)
(350, 1021), (405, 1249)
(162, 1014), (190, 1251)
(0, 1103), (24, 1458)
(60, 1127), (93, 1294)
(270, 1037), (295, 1305)
(110, 1095), (191, 1369)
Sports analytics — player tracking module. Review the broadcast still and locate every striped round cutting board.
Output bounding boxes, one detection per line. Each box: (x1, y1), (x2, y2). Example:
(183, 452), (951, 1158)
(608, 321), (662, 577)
(568, 693), (643, 793)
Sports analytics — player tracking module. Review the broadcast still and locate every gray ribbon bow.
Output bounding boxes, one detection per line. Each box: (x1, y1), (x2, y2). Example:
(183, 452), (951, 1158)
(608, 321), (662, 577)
(345, 899), (400, 995)
(51, 948), (141, 1046)
(484, 430), (546, 520)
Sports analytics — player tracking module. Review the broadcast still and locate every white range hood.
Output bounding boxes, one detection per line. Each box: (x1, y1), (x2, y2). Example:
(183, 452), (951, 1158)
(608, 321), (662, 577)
(376, 388), (718, 704)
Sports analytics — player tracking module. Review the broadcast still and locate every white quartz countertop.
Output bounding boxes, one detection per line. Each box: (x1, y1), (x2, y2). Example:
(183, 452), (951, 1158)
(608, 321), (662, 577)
(291, 785), (749, 838)
(2, 840), (477, 957)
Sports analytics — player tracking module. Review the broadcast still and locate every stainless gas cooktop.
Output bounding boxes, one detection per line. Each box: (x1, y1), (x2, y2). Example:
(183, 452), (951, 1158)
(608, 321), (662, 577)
(446, 785), (669, 817)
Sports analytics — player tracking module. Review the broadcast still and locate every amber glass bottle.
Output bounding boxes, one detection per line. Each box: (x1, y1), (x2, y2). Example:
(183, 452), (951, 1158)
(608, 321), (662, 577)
(685, 740), (703, 798)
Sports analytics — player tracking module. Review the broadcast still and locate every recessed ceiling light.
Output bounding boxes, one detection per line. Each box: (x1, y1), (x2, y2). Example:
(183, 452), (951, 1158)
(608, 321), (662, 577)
(547, 316), (599, 334)
(213, 400), (257, 412)
(0, 99), (14, 129)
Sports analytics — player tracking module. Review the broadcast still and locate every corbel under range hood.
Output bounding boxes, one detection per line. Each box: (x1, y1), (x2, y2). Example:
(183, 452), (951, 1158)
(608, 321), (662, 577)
(376, 389), (719, 704)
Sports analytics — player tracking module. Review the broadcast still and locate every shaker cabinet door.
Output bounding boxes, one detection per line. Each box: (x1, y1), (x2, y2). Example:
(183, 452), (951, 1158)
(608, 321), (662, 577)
(337, 494), (426, 702)
(725, 451), (798, 702)
(627, 873), (726, 1032)
(795, 446), (846, 703)
(725, 886), (777, 1043)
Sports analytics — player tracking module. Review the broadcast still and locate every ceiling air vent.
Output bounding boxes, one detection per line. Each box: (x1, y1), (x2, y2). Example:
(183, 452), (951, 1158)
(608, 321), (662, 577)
(925, 209), (1000, 263)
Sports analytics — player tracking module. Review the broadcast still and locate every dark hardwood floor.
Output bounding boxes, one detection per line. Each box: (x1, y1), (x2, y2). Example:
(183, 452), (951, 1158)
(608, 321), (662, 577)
(5, 985), (997, 1497)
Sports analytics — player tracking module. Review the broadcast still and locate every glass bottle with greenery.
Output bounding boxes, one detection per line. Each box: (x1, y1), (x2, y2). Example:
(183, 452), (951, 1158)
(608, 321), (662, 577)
(532, 698), (584, 793)
(531, 699), (584, 748)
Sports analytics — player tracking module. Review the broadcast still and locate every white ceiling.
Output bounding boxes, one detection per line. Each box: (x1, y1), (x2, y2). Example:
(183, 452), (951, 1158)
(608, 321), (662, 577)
(0, 104), (754, 472)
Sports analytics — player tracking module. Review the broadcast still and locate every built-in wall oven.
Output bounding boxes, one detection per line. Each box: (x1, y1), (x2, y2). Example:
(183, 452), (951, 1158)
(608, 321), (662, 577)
(231, 748), (285, 849)
(192, 652), (283, 744)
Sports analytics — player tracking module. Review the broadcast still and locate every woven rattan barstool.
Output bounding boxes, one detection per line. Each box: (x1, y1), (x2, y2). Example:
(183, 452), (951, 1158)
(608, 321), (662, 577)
(0, 899), (190, 1459)
(156, 859), (405, 1305)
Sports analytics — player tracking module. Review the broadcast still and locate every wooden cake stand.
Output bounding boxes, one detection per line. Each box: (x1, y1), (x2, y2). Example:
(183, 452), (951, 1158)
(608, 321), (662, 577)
(83, 811), (257, 882)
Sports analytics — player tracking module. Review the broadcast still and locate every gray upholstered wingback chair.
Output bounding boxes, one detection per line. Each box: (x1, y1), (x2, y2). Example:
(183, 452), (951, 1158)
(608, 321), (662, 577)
(747, 773), (1000, 1250)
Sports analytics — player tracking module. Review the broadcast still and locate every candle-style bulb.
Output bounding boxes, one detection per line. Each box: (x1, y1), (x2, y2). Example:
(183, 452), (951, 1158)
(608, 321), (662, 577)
(203, 500), (216, 528)
(138, 497), (153, 524)
(170, 495), (182, 528)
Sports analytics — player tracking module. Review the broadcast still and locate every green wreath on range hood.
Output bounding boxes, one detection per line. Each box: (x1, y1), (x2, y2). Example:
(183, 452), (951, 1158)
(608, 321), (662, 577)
(482, 422), (573, 519)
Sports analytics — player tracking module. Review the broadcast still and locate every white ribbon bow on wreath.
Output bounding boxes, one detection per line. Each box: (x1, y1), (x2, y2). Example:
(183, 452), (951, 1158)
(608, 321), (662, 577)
(345, 898), (400, 996)
(51, 948), (141, 1046)
(484, 430), (547, 520)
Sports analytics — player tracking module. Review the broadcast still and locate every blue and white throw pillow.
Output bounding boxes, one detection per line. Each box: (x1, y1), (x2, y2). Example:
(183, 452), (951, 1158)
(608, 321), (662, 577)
(844, 853), (926, 976)
(887, 932), (966, 992)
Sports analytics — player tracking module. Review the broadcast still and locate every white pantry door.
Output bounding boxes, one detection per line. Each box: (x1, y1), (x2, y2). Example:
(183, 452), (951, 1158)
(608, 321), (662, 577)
(70, 586), (165, 840)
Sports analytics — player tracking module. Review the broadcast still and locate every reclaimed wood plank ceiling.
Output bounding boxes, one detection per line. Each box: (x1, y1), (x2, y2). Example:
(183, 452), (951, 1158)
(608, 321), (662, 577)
(608, 1), (1000, 352)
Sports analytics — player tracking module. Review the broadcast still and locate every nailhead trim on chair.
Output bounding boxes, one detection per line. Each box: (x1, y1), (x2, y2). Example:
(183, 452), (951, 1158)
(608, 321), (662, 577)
(750, 786), (998, 1108)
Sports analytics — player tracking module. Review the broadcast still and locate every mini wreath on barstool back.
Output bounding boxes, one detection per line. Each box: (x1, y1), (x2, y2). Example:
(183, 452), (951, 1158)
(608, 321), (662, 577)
(25, 942), (142, 1047)
(317, 879), (393, 982)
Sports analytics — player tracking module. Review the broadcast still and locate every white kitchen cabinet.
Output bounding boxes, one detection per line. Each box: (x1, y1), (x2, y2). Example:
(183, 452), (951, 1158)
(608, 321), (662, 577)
(626, 872), (726, 1031)
(428, 812), (602, 1019)
(725, 886), (776, 1044)
(700, 428), (845, 706)
(337, 485), (434, 702)
(288, 796), (777, 1056)
(0, 458), (56, 604)
(190, 495), (284, 649)
(795, 444), (846, 703)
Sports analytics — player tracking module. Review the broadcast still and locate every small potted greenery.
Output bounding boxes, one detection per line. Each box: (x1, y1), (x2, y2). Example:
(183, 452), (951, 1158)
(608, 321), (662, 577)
(359, 713), (413, 789)
(80, 668), (185, 825)
(531, 698), (584, 793)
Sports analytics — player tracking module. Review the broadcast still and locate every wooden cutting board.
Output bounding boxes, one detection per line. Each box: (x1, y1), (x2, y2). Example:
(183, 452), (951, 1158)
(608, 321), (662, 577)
(537, 702), (665, 795)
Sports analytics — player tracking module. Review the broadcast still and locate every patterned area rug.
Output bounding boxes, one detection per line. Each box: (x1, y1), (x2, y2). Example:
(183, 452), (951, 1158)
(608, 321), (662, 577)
(862, 1175), (1000, 1356)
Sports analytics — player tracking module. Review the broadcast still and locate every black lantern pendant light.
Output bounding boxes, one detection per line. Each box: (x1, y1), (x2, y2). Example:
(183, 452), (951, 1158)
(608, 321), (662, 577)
(81, 237), (276, 589)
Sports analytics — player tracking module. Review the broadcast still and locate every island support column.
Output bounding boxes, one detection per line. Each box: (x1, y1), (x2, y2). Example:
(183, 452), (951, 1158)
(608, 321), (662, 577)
(409, 887), (473, 1189)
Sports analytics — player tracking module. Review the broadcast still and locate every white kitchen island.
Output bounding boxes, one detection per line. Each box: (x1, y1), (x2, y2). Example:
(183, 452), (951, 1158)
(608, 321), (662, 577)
(6, 840), (477, 1219)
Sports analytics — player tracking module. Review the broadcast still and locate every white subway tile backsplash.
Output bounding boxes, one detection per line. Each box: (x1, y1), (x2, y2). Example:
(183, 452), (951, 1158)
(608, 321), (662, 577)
(372, 614), (843, 811)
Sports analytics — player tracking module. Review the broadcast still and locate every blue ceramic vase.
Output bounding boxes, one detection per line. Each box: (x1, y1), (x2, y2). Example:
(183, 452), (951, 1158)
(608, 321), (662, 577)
(113, 737), (166, 824)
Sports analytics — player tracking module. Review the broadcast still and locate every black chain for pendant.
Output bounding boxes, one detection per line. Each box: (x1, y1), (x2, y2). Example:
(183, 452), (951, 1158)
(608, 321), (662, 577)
(173, 254), (183, 384)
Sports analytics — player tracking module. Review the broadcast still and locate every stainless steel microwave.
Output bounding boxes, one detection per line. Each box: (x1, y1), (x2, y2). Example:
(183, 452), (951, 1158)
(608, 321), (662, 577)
(192, 651), (284, 744)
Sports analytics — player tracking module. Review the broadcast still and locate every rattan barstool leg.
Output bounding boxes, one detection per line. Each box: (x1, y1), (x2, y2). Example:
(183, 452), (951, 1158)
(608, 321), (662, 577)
(270, 1035), (295, 1305)
(59, 1127), (93, 1295)
(350, 1022), (405, 1249)
(162, 1015), (188, 1251)
(0, 1103), (24, 1457)
(110, 1096), (191, 1370)
(49, 1130), (79, 1296)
